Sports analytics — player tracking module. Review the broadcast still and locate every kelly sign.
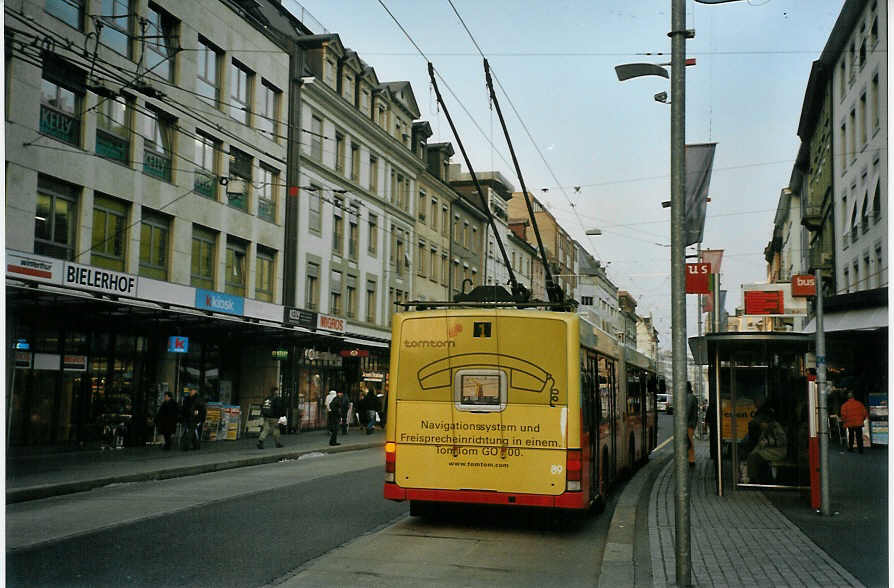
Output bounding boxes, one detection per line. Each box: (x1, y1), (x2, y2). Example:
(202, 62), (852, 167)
(791, 274), (816, 297)
(685, 263), (711, 294)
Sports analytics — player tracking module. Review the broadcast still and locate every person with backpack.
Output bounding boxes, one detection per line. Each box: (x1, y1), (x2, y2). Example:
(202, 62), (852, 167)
(258, 387), (285, 449)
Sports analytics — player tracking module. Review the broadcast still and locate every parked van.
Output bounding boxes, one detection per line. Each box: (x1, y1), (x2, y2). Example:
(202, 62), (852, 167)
(657, 393), (673, 414)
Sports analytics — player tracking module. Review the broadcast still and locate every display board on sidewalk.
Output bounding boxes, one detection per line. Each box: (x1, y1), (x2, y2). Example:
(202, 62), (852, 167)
(869, 394), (888, 445)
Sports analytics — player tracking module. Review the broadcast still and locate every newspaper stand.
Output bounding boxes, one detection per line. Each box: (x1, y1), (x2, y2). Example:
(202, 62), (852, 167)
(690, 332), (813, 498)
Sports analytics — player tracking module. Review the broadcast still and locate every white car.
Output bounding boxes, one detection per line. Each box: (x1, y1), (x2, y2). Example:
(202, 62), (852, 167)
(657, 394), (673, 414)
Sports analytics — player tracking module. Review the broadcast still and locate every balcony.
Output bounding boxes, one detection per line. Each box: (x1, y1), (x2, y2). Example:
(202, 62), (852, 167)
(40, 104), (80, 145)
(143, 149), (172, 181)
(95, 129), (129, 164)
(801, 204), (824, 230)
(194, 170), (216, 199)
(257, 197), (275, 222)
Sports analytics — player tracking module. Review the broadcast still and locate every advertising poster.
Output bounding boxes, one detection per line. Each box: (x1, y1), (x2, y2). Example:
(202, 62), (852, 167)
(720, 398), (756, 441)
(245, 403), (263, 436)
(869, 394), (888, 445)
(204, 402), (222, 440)
(223, 405), (241, 440)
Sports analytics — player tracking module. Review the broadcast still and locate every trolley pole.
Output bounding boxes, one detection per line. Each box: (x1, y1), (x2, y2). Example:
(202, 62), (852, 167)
(815, 269), (830, 515)
(670, 0), (691, 584)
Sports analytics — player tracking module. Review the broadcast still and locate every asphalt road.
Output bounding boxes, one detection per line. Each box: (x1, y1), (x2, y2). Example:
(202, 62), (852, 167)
(7, 450), (408, 587)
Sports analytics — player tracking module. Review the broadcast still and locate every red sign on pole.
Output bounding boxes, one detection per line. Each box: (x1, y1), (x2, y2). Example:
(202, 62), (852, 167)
(791, 274), (817, 297)
(685, 263), (711, 294)
(744, 290), (784, 315)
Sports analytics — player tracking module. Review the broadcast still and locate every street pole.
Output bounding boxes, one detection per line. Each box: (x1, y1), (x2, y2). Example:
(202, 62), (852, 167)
(815, 268), (830, 515)
(670, 0), (691, 585)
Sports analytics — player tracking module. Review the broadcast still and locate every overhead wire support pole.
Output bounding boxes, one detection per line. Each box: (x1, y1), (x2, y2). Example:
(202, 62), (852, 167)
(670, 0), (692, 585)
(483, 58), (561, 306)
(426, 62), (523, 300)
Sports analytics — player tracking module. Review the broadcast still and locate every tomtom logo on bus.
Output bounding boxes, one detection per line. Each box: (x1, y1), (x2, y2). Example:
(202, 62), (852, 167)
(403, 339), (457, 348)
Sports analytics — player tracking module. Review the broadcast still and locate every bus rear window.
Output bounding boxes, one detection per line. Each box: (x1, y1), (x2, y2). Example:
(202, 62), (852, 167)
(455, 369), (506, 412)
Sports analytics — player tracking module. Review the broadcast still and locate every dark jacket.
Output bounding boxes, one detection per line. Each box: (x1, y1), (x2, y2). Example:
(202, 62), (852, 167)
(686, 393), (699, 429)
(328, 394), (348, 417)
(360, 391), (378, 413)
(182, 394), (206, 426)
(156, 398), (179, 435)
(262, 395), (285, 418)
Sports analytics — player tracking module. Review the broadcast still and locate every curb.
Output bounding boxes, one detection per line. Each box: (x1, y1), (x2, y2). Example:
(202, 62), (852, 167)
(6, 441), (383, 504)
(597, 449), (673, 588)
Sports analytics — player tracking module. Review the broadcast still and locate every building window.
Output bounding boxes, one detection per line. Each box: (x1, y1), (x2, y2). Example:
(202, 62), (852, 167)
(330, 269), (342, 315)
(368, 214), (378, 255)
(875, 246), (884, 288)
(871, 74), (879, 131)
(346, 274), (357, 319)
(257, 164), (277, 223)
(843, 268), (850, 293)
(100, 0), (131, 57)
(306, 261), (320, 310)
(225, 238), (247, 296)
(257, 80), (280, 140)
(139, 209), (169, 280)
(581, 296), (594, 306)
(255, 247), (275, 302)
(418, 190), (426, 221)
(191, 225), (216, 289)
(46, 0), (84, 29)
(194, 131), (219, 199)
(839, 124), (847, 171)
(310, 114), (323, 160)
(91, 194), (128, 272)
(142, 106), (173, 181)
(852, 262), (859, 291)
(430, 199), (438, 229)
(859, 93), (867, 146)
(369, 155), (378, 194)
(332, 198), (344, 255)
(430, 249), (438, 283)
(872, 182), (881, 222)
(390, 170), (397, 204)
(229, 60), (253, 125)
(35, 176), (78, 260)
(848, 109), (856, 163)
(40, 61), (83, 146)
(196, 37), (220, 107)
(145, 3), (177, 82)
(366, 280), (377, 323)
(839, 61), (846, 100)
(335, 132), (346, 174)
(442, 206), (449, 236)
(441, 254), (448, 286)
(348, 211), (359, 260)
(95, 96), (130, 164)
(351, 143), (360, 182)
(308, 186), (321, 232)
(227, 148), (252, 210)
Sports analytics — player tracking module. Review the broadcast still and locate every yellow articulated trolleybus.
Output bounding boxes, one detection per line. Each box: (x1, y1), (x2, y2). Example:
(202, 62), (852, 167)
(385, 58), (657, 514)
(383, 304), (658, 514)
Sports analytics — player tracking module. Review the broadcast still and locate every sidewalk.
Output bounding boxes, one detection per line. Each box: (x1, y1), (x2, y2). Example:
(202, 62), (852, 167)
(600, 438), (884, 587)
(6, 428), (385, 504)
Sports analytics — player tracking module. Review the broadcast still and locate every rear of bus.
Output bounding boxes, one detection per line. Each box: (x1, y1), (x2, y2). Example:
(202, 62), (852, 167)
(383, 309), (588, 510)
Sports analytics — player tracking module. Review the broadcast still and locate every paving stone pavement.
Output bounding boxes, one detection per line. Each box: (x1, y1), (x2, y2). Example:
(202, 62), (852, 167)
(649, 445), (863, 587)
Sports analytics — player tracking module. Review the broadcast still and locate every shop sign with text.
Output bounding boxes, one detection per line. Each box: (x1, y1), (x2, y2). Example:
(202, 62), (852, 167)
(791, 274), (816, 297)
(283, 307), (317, 328)
(6, 250), (63, 285)
(195, 289), (244, 316)
(317, 313), (346, 334)
(685, 263), (711, 294)
(63, 262), (137, 296)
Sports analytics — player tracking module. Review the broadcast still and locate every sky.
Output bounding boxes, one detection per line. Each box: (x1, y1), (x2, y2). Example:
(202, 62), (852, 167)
(298, 0), (846, 344)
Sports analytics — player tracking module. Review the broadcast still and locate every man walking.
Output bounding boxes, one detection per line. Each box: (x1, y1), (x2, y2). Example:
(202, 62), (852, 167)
(360, 384), (378, 435)
(258, 387), (285, 449)
(840, 392), (869, 454)
(327, 389), (347, 446)
(156, 391), (179, 450)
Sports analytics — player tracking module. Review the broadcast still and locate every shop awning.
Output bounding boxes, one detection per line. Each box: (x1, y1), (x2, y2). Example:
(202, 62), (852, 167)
(343, 336), (390, 349)
(801, 306), (888, 334)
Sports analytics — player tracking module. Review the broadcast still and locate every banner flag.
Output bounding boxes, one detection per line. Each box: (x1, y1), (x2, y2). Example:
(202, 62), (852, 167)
(684, 143), (717, 246)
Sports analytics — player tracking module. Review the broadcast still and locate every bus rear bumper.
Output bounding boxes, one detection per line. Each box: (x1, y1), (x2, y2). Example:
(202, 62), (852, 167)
(384, 483), (588, 510)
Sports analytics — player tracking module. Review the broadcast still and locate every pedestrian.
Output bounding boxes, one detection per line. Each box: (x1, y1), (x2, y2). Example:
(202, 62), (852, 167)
(341, 390), (352, 435)
(840, 392), (869, 454)
(686, 382), (698, 467)
(180, 389), (206, 450)
(326, 389), (346, 446)
(156, 391), (179, 451)
(257, 387), (285, 449)
(361, 384), (379, 435)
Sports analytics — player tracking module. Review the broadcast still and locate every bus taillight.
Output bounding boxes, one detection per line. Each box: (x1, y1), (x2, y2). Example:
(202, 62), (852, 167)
(385, 442), (396, 482)
(566, 449), (582, 491)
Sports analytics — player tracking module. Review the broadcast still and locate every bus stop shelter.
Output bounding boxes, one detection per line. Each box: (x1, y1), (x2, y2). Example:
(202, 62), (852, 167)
(690, 332), (814, 497)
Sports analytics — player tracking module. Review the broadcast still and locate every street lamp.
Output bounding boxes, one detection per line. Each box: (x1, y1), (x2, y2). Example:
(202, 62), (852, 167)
(615, 4), (692, 584)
